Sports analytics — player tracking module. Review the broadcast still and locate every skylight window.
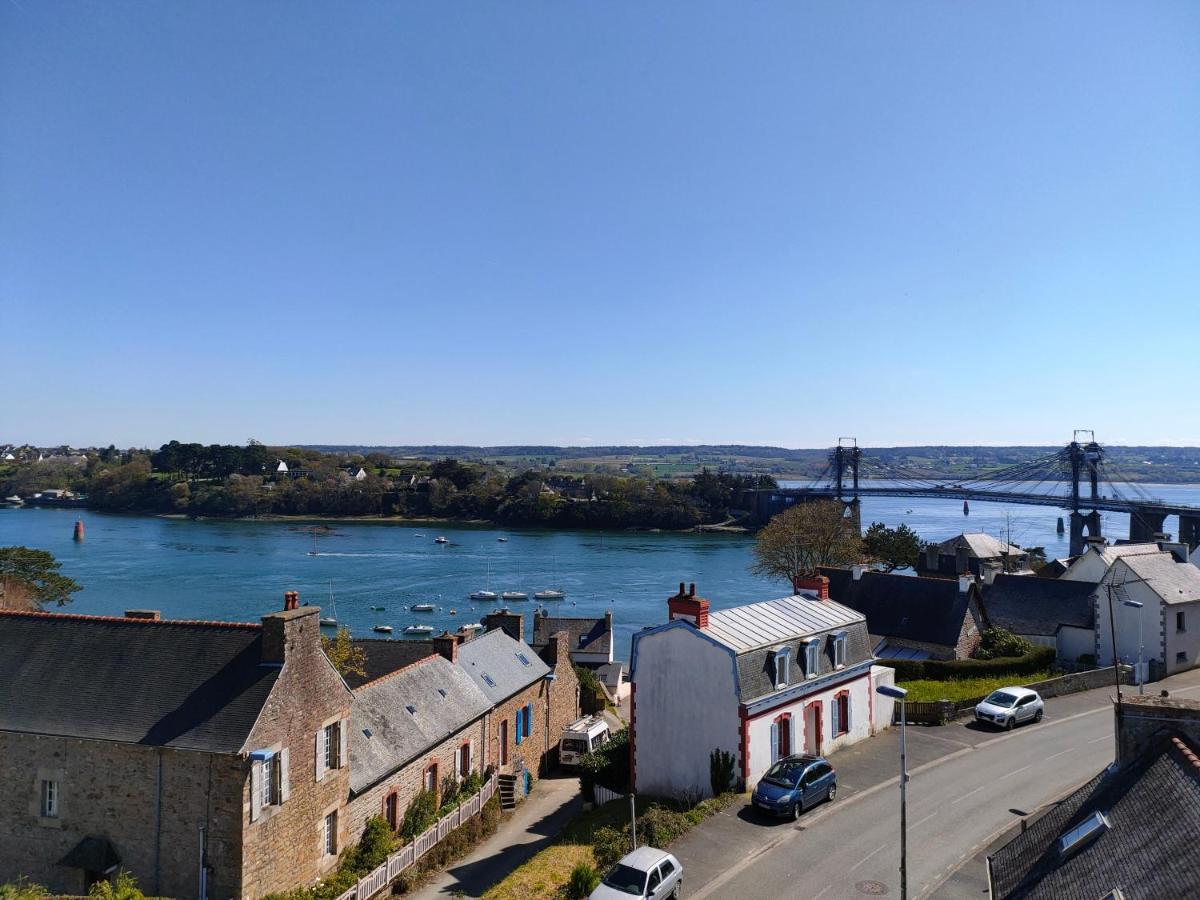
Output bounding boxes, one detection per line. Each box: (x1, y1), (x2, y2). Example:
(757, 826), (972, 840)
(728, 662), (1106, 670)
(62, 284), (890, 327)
(438, 688), (447, 698)
(405, 705), (416, 715)
(483, 674), (496, 687)
(516, 652), (531, 666)
(1057, 811), (1111, 858)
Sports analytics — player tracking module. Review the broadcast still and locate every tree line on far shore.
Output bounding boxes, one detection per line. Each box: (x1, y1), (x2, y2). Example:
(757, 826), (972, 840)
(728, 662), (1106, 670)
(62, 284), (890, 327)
(0, 441), (777, 529)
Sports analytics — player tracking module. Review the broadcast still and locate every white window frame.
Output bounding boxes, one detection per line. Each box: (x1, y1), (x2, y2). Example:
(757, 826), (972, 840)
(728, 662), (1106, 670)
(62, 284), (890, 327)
(832, 631), (847, 669)
(774, 648), (790, 688)
(41, 779), (58, 818)
(804, 639), (820, 678)
(324, 722), (340, 771)
(262, 754), (276, 807)
(323, 810), (338, 856)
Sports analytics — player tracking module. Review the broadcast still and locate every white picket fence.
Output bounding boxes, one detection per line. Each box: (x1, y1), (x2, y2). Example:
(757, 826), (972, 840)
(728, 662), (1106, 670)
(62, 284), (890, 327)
(334, 773), (498, 900)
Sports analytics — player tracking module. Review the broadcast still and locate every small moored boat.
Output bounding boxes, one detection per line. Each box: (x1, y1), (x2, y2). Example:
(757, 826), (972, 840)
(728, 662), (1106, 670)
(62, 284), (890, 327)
(403, 624), (434, 635)
(501, 590), (528, 601)
(534, 589), (565, 600)
(469, 590), (497, 601)
(410, 603), (435, 612)
(373, 624), (393, 634)
(434, 536), (449, 544)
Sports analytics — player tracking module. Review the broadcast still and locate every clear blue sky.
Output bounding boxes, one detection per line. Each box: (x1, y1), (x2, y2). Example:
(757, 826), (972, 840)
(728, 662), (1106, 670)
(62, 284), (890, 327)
(3, 2), (1198, 449)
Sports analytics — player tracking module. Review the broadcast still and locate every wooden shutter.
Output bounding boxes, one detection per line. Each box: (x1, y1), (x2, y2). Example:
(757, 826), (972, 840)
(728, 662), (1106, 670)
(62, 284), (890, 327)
(525, 703), (533, 737)
(339, 719), (349, 768)
(250, 761), (263, 822)
(843, 694), (851, 734)
(831, 698), (840, 736)
(316, 727), (326, 782)
(515, 709), (522, 746)
(769, 721), (779, 764)
(279, 748), (291, 802)
(788, 717), (797, 756)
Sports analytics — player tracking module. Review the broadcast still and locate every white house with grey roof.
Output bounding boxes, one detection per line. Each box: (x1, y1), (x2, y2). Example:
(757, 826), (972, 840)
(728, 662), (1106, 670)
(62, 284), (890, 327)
(630, 579), (896, 799)
(1094, 551), (1200, 680)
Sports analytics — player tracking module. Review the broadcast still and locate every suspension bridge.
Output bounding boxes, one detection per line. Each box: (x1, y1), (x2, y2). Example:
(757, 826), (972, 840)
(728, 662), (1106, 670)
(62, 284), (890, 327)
(746, 433), (1200, 555)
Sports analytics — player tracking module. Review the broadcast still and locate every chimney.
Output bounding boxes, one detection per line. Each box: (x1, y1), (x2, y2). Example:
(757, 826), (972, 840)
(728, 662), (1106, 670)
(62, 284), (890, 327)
(982, 563), (1001, 586)
(925, 544), (939, 571)
(959, 574), (973, 594)
(955, 545), (970, 573)
(483, 609), (525, 642)
(667, 581), (710, 628)
(851, 564), (864, 582)
(262, 594), (319, 664)
(124, 609), (161, 621)
(792, 574), (830, 601)
(540, 629), (571, 669)
(433, 630), (459, 664)
(604, 609), (613, 632)
(1086, 536), (1107, 550)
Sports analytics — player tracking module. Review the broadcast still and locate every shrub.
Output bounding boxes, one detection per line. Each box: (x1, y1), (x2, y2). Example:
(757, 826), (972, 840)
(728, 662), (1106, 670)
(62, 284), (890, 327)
(637, 807), (690, 849)
(462, 770), (484, 797)
(352, 816), (396, 874)
(400, 788), (439, 842)
(88, 871), (147, 900)
(439, 774), (463, 814)
(1077, 653), (1096, 668)
(0, 878), (48, 900)
(590, 825), (629, 871)
(566, 863), (600, 899)
(709, 748), (735, 797)
(579, 728), (630, 801)
(973, 628), (1034, 660)
(888, 645), (1055, 681)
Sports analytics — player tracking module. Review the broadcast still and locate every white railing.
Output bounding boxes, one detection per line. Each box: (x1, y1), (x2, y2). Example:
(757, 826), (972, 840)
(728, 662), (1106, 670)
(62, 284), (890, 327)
(335, 773), (499, 900)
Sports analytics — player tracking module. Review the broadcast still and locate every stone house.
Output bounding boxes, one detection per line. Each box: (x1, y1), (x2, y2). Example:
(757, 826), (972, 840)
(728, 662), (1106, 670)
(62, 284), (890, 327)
(0, 594), (353, 900)
(819, 566), (985, 661)
(917, 532), (1028, 577)
(531, 609), (614, 668)
(630, 580), (896, 799)
(345, 635), (491, 839)
(456, 613), (580, 778)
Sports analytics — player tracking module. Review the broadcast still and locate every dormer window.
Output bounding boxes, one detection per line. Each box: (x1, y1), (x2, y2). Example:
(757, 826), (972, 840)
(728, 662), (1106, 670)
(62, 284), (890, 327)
(804, 639), (820, 678)
(774, 648), (791, 689)
(832, 631), (848, 669)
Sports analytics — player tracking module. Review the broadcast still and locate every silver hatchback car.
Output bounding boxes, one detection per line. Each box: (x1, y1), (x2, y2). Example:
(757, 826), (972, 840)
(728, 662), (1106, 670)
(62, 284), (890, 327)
(590, 846), (683, 900)
(974, 686), (1044, 730)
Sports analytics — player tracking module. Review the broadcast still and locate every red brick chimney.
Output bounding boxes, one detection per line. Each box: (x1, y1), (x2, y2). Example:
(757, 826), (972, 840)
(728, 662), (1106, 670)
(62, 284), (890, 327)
(792, 574), (830, 600)
(433, 630), (459, 664)
(667, 582), (709, 628)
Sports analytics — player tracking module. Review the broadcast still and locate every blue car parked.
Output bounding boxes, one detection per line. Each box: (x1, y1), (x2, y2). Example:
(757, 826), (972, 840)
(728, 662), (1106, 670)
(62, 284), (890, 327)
(751, 754), (837, 820)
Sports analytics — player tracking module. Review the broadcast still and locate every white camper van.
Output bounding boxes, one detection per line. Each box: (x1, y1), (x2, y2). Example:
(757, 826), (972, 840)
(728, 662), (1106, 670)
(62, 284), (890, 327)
(559, 715), (612, 766)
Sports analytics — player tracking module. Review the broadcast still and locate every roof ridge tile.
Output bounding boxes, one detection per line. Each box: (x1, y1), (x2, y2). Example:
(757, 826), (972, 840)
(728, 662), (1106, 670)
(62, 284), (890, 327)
(0, 609), (261, 630)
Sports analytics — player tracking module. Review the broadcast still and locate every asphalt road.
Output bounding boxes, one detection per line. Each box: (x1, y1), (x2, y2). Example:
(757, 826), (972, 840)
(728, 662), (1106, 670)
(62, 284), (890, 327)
(676, 669), (1200, 900)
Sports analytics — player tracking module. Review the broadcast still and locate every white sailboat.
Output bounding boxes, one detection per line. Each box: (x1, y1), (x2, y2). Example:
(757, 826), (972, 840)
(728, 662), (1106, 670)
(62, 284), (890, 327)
(502, 560), (528, 601)
(534, 555), (566, 600)
(469, 559), (497, 601)
(320, 580), (338, 627)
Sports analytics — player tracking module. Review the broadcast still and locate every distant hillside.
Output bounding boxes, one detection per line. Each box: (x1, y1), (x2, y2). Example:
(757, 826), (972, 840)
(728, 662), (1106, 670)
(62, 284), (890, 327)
(301, 444), (1200, 483)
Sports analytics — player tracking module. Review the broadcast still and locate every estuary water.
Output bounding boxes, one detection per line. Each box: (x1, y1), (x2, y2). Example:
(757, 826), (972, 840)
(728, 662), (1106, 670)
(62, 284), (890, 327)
(5, 483), (1200, 661)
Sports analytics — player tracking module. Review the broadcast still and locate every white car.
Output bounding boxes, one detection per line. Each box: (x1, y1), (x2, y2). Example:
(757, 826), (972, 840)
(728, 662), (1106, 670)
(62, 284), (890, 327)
(590, 847), (682, 899)
(974, 686), (1044, 730)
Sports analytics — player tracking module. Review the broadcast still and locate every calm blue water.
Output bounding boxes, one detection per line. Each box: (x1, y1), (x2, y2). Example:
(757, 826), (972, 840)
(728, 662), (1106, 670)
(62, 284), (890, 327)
(5, 483), (1200, 661)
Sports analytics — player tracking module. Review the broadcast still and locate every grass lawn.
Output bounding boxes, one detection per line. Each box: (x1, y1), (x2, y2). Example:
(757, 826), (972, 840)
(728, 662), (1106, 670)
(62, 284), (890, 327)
(898, 671), (1054, 703)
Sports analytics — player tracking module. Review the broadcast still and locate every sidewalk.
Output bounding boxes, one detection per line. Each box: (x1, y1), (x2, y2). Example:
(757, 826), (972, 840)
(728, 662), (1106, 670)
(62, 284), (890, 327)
(407, 773), (582, 900)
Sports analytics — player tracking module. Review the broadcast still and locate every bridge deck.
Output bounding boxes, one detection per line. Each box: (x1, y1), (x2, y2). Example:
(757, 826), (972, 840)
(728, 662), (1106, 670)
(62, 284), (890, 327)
(773, 486), (1200, 517)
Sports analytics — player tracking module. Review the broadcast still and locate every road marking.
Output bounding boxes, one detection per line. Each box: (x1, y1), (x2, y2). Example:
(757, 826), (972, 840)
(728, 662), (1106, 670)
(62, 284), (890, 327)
(1087, 735), (1110, 745)
(997, 764), (1032, 782)
(1043, 747), (1077, 762)
(912, 811), (939, 829)
(848, 844), (887, 872)
(950, 785), (986, 805)
(812, 886), (831, 900)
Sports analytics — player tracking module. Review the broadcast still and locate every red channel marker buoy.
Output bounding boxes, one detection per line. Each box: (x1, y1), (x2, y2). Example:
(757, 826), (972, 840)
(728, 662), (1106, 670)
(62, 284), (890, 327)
(73, 519), (85, 542)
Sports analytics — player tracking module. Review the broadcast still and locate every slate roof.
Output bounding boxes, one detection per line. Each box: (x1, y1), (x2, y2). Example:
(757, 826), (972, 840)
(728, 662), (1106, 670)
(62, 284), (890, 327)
(819, 567), (973, 648)
(456, 628), (549, 703)
(981, 575), (1099, 636)
(1113, 552), (1200, 605)
(532, 613), (612, 656)
(0, 611), (277, 753)
(349, 655), (491, 794)
(936, 532), (1022, 559)
(1096, 543), (1161, 566)
(348, 638), (435, 689)
(988, 735), (1200, 899)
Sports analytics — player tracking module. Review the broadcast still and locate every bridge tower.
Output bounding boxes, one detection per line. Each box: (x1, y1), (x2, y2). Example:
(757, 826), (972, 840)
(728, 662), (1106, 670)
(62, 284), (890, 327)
(833, 438), (862, 532)
(1067, 432), (1104, 556)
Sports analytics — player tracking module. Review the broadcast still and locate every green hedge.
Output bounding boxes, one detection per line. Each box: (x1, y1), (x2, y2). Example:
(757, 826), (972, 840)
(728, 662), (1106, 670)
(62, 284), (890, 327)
(578, 728), (629, 802)
(888, 645), (1056, 681)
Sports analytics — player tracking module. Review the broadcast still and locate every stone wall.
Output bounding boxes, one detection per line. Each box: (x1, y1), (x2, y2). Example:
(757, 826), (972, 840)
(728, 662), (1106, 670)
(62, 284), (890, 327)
(1025, 666), (1125, 699)
(542, 631), (582, 769)
(1119, 695), (1200, 763)
(0, 734), (244, 899)
(345, 715), (488, 841)
(240, 605), (355, 899)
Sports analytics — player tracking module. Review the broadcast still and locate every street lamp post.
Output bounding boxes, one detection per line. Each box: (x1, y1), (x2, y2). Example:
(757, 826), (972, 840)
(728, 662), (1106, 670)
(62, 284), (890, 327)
(877, 683), (909, 900)
(1122, 598), (1144, 696)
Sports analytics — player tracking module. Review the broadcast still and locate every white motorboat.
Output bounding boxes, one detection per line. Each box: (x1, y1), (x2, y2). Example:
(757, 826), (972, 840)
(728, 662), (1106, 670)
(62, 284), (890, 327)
(534, 589), (565, 600)
(469, 590), (497, 601)
(373, 624), (393, 634)
(501, 591), (528, 601)
(434, 536), (449, 544)
(404, 624), (434, 635)
(410, 603), (435, 612)
(2, 495), (23, 506)
(459, 623), (484, 634)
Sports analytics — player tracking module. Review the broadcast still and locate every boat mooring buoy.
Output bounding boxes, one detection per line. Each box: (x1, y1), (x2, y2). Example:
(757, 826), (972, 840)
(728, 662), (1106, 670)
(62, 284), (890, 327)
(73, 519), (85, 542)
